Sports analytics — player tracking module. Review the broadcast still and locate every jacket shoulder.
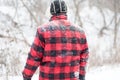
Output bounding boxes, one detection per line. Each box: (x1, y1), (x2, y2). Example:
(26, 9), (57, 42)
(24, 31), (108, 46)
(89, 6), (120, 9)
(72, 24), (85, 34)
(37, 22), (51, 32)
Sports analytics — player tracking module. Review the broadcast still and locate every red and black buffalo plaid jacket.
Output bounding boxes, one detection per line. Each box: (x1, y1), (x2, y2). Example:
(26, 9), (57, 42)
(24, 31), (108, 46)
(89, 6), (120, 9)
(22, 15), (89, 80)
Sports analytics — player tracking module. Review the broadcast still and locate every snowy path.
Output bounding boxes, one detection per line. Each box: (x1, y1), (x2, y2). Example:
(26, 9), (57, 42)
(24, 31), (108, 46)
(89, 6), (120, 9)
(86, 66), (120, 80)
(0, 66), (120, 80)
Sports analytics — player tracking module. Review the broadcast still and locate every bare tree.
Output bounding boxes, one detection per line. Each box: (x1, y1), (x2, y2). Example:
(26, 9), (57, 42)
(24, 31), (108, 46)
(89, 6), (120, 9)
(113, 0), (118, 49)
(73, 0), (84, 27)
(21, 0), (39, 25)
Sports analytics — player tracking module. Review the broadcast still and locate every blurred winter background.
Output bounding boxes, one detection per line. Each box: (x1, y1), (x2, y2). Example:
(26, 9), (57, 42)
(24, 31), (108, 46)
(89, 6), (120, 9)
(0, 0), (120, 80)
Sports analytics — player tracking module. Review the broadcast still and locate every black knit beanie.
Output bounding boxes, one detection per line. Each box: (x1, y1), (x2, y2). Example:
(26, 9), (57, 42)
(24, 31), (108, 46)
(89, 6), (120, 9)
(50, 0), (67, 15)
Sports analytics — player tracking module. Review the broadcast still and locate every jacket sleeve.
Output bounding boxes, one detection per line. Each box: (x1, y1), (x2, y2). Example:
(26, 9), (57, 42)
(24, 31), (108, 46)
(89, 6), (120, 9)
(79, 31), (89, 80)
(22, 28), (45, 80)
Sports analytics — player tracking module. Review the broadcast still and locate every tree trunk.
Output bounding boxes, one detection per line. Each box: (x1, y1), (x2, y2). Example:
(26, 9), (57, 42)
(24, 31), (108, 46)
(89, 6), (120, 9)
(113, 0), (118, 51)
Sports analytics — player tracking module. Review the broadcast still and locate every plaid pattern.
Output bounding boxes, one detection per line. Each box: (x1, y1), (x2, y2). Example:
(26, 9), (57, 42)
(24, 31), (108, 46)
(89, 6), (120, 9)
(22, 15), (89, 80)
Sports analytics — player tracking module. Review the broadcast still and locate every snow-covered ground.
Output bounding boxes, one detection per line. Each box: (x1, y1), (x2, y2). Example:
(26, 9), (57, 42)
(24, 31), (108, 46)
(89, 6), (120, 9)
(86, 65), (120, 80)
(0, 65), (120, 80)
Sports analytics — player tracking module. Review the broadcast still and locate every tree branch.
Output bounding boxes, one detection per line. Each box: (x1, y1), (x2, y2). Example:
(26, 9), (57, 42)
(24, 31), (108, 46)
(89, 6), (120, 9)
(21, 0), (39, 25)
(73, 0), (83, 27)
(0, 34), (31, 46)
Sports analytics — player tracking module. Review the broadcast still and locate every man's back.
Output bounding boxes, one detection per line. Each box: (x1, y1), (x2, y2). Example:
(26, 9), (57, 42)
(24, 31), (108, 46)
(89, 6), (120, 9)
(39, 18), (87, 79)
(22, 0), (89, 80)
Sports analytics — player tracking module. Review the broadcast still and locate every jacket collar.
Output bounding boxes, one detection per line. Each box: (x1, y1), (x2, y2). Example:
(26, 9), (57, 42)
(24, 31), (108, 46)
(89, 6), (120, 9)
(50, 14), (67, 21)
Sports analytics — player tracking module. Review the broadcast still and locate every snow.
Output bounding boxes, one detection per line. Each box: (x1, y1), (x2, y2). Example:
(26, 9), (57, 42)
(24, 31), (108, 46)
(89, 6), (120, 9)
(86, 65), (120, 80)
(0, 6), (15, 16)
(0, 65), (120, 80)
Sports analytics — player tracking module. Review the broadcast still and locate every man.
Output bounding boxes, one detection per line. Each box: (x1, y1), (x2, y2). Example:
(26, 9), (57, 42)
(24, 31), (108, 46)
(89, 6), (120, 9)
(22, 0), (89, 80)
